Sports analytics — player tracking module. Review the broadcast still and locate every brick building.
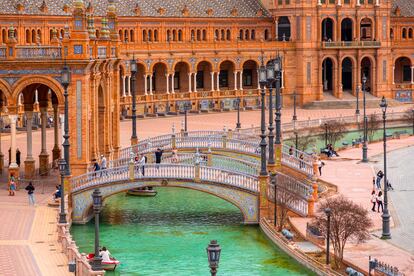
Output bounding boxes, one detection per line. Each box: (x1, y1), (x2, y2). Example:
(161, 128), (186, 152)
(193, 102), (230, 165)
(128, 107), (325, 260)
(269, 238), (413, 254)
(0, 0), (412, 176)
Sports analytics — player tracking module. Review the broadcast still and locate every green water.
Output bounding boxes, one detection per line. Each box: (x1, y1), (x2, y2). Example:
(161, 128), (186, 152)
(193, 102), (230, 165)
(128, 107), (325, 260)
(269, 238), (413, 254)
(71, 188), (314, 276)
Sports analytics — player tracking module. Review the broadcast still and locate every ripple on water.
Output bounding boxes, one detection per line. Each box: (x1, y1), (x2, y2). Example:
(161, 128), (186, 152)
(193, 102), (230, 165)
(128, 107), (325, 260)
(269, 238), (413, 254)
(71, 187), (315, 276)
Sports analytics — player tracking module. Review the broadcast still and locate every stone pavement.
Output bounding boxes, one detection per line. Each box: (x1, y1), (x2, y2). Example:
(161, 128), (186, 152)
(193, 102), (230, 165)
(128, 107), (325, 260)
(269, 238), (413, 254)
(291, 136), (414, 275)
(0, 174), (71, 276)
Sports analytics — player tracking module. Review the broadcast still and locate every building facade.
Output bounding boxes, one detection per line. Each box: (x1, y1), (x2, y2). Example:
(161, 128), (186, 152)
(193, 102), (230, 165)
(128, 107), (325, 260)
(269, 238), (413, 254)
(0, 0), (412, 176)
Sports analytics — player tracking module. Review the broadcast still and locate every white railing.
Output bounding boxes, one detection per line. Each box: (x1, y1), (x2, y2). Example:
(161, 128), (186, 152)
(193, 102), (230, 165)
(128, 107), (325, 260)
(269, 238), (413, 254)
(200, 166), (258, 192)
(281, 144), (314, 177)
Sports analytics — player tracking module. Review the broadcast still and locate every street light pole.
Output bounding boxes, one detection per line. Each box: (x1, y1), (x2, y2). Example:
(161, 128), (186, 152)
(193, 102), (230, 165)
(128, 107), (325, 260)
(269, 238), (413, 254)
(236, 97), (241, 129)
(380, 97), (391, 239)
(130, 59), (138, 145)
(91, 189), (103, 271)
(184, 102), (191, 136)
(58, 159), (67, 224)
(362, 75), (368, 162)
(259, 62), (268, 176)
(355, 85), (360, 115)
(292, 90), (297, 121)
(267, 61), (275, 167)
(274, 57), (282, 147)
(325, 208), (331, 266)
(61, 64), (71, 176)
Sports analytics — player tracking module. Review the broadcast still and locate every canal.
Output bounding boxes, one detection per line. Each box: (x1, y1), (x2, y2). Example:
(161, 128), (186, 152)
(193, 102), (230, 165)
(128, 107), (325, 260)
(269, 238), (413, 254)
(71, 187), (314, 275)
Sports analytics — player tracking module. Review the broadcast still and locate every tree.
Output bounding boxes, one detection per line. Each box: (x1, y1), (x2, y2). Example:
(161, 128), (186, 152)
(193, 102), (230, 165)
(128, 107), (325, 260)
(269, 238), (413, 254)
(296, 135), (316, 152)
(311, 196), (372, 268)
(367, 113), (381, 142)
(320, 120), (348, 148)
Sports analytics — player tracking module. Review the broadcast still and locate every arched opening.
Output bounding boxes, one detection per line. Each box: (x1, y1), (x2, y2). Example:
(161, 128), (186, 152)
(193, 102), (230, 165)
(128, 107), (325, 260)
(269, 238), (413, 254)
(191, 30), (195, 41)
(136, 63), (146, 96)
(174, 62), (190, 93)
(142, 30), (147, 42)
(98, 85), (105, 155)
(278, 17), (291, 41)
(148, 30), (153, 42)
(2, 29), (6, 43)
(154, 30), (158, 42)
(402, 28), (407, 39)
(95, 30), (100, 39)
(221, 29), (225, 40)
(390, 28), (394, 40)
(226, 29), (231, 40)
(130, 30), (134, 42)
(37, 30), (41, 44)
(219, 61), (236, 90)
(172, 30), (177, 41)
(197, 30), (201, 41)
(342, 58), (353, 92)
(152, 63), (168, 94)
(321, 18), (334, 41)
(178, 30), (182, 41)
(196, 61), (213, 91)
(341, 18), (353, 41)
(26, 29), (31, 43)
(239, 29), (243, 40)
(361, 57), (372, 94)
(202, 30), (207, 41)
(264, 29), (269, 40)
(215, 29), (219, 40)
(245, 30), (250, 40)
(360, 18), (372, 41)
(167, 30), (171, 42)
(31, 29), (36, 43)
(118, 30), (123, 42)
(242, 60), (258, 89)
(409, 28), (413, 39)
(322, 58), (334, 93)
(251, 30), (255, 40)
(394, 57), (412, 83)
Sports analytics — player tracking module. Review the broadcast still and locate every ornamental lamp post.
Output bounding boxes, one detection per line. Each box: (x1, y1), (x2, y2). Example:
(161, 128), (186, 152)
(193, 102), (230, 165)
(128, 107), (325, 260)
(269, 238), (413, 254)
(206, 240), (221, 276)
(324, 208), (331, 266)
(362, 75), (368, 162)
(274, 56), (282, 148)
(380, 97), (391, 239)
(91, 189), (103, 271)
(259, 62), (268, 176)
(236, 97), (241, 130)
(267, 60), (275, 166)
(355, 85), (360, 116)
(183, 102), (191, 136)
(130, 58), (138, 144)
(58, 159), (67, 224)
(61, 64), (71, 175)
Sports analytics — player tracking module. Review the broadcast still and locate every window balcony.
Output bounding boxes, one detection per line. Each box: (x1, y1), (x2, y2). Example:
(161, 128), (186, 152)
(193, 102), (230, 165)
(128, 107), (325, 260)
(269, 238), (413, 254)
(321, 40), (381, 49)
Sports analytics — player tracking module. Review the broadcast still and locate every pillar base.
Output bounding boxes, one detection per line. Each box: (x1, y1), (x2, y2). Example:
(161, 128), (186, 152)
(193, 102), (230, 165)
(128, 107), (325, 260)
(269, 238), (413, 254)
(39, 153), (50, 176)
(274, 144), (282, 169)
(259, 175), (269, 220)
(267, 163), (276, 173)
(130, 137), (138, 146)
(52, 146), (61, 162)
(0, 153), (3, 175)
(24, 159), (36, 179)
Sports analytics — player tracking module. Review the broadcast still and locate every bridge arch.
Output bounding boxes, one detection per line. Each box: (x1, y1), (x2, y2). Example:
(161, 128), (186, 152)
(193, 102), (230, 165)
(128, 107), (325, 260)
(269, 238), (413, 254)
(72, 179), (258, 225)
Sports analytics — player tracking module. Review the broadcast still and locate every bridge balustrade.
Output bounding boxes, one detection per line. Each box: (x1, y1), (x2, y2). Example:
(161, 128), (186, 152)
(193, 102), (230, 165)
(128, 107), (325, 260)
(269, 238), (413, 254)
(199, 166), (258, 192)
(281, 145), (314, 177)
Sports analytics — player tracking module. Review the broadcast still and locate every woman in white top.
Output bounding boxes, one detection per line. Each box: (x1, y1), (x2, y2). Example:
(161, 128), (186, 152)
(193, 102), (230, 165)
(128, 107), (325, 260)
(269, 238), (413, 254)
(376, 191), (383, 213)
(99, 247), (111, 262)
(370, 190), (376, 212)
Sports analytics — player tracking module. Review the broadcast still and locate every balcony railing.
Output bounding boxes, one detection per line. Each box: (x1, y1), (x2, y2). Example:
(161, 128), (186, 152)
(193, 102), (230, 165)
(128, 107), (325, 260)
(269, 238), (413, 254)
(15, 46), (62, 59)
(322, 40), (381, 49)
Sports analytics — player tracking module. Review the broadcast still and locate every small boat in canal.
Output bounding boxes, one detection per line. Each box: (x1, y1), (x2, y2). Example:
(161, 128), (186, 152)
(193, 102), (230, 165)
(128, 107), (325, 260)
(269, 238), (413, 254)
(86, 253), (120, 271)
(127, 187), (157, 197)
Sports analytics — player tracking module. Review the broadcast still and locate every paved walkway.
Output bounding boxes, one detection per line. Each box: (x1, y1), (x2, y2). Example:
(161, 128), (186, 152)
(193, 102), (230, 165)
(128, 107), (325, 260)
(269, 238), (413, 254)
(291, 136), (414, 275)
(0, 174), (71, 276)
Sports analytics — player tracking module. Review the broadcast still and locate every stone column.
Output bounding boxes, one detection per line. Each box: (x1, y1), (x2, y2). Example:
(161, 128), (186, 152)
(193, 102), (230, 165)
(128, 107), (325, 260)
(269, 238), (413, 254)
(188, 73), (192, 93)
(234, 71), (238, 90)
(216, 72), (220, 92)
(193, 72), (197, 92)
(122, 76), (126, 97)
(411, 66), (414, 84)
(8, 115), (19, 178)
(392, 66), (395, 84)
(39, 105), (49, 176)
(210, 72), (215, 91)
(239, 71), (243, 90)
(171, 74), (174, 94)
(149, 75), (153, 95)
(35, 90), (39, 104)
(52, 105), (60, 162)
(144, 75), (148, 95)
(24, 110), (35, 178)
(127, 76), (131, 96)
(166, 74), (170, 94)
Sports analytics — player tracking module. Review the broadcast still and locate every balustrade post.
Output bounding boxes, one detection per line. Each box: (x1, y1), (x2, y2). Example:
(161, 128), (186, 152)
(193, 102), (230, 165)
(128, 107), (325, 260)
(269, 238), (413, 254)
(129, 159), (135, 180)
(194, 164), (200, 183)
(307, 196), (315, 217)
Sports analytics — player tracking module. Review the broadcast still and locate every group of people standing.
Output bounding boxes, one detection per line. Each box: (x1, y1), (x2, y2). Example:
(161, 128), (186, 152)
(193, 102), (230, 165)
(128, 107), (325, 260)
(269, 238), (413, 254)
(134, 148), (164, 176)
(370, 170), (393, 213)
(7, 173), (36, 205)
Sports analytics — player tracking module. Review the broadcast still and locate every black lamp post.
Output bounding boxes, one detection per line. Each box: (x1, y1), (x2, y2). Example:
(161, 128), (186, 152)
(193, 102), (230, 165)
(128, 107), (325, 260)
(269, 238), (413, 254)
(58, 159), (67, 224)
(206, 240), (221, 276)
(362, 75), (368, 162)
(324, 123), (328, 148)
(91, 189), (103, 271)
(236, 97), (241, 129)
(267, 61), (275, 166)
(355, 85), (360, 115)
(259, 62), (268, 176)
(183, 102), (191, 136)
(380, 97), (391, 239)
(292, 90), (298, 152)
(324, 208), (331, 266)
(274, 56), (282, 148)
(61, 64), (71, 175)
(292, 90), (297, 121)
(130, 59), (138, 143)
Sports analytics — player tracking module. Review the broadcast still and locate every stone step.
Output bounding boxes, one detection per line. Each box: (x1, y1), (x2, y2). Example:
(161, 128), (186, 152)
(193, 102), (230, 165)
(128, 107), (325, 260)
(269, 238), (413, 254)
(303, 98), (404, 110)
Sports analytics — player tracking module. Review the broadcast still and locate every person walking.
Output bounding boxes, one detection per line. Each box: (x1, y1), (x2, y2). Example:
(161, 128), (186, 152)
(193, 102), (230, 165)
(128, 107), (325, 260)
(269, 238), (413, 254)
(317, 158), (324, 176)
(139, 154), (147, 176)
(93, 159), (100, 172)
(155, 148), (163, 169)
(100, 155), (107, 170)
(8, 178), (16, 196)
(376, 170), (384, 189)
(25, 182), (35, 206)
(370, 190), (377, 212)
(376, 191), (384, 213)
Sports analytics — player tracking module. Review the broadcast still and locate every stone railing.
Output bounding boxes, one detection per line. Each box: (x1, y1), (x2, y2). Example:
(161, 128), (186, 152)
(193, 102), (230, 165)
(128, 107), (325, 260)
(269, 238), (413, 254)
(15, 46), (62, 59)
(71, 163), (258, 194)
(322, 40), (381, 48)
(281, 144), (314, 177)
(57, 224), (104, 276)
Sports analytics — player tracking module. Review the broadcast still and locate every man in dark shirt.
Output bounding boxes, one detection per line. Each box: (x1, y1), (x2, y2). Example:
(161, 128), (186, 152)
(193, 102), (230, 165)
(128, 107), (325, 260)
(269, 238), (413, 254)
(155, 148), (163, 168)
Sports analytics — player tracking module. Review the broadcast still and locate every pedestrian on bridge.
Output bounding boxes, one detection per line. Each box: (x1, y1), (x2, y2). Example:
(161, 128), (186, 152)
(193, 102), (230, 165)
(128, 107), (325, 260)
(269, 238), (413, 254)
(25, 182), (35, 206)
(139, 154), (147, 176)
(155, 148), (164, 169)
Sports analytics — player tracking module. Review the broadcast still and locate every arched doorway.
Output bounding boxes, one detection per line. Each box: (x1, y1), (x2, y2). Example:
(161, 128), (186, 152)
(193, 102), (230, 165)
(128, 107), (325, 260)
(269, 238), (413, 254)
(322, 58), (334, 93)
(152, 63), (168, 94)
(98, 85), (105, 155)
(361, 57), (372, 94)
(322, 18), (334, 41)
(342, 58), (353, 92)
(174, 62), (190, 93)
(278, 17), (291, 41)
(196, 61), (213, 91)
(242, 60), (258, 89)
(394, 57), (412, 84)
(219, 61), (236, 90)
(341, 18), (353, 41)
(360, 18), (373, 41)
